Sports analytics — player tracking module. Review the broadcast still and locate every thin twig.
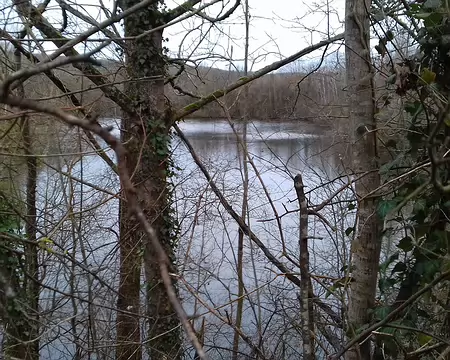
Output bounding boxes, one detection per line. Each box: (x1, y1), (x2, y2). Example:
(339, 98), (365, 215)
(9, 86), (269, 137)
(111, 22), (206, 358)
(0, 95), (208, 360)
(330, 270), (450, 359)
(173, 123), (342, 327)
(174, 34), (344, 121)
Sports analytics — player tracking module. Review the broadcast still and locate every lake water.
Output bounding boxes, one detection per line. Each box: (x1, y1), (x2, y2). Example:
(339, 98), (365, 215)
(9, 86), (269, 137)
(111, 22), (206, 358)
(32, 119), (353, 359)
(173, 119), (352, 358)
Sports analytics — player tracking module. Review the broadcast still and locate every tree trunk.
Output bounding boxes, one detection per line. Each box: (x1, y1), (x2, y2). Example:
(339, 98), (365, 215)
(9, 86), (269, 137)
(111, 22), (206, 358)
(294, 174), (315, 360)
(344, 0), (381, 359)
(21, 108), (39, 360)
(116, 2), (180, 359)
(232, 2), (250, 358)
(3, 48), (40, 360)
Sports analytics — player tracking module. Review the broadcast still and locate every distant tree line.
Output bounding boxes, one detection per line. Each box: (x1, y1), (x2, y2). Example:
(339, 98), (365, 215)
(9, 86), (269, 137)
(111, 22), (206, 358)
(167, 66), (346, 121)
(9, 57), (346, 122)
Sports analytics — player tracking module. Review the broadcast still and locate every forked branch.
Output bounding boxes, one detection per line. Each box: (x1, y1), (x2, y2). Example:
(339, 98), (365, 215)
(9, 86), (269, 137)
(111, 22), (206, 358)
(0, 94), (208, 360)
(294, 174), (315, 360)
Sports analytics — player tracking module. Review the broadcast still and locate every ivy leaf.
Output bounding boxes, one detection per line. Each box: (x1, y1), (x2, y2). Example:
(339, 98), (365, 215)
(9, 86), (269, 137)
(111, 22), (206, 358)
(413, 198), (427, 213)
(418, 333), (433, 345)
(444, 116), (450, 127)
(417, 259), (441, 280)
(377, 200), (398, 219)
(379, 155), (404, 175)
(372, 305), (391, 321)
(379, 278), (397, 293)
(391, 262), (407, 274)
(423, 12), (443, 27)
(397, 236), (414, 252)
(405, 101), (422, 115)
(414, 12), (433, 19)
(424, 0), (441, 9)
(420, 68), (436, 84)
(417, 308), (430, 318)
(380, 252), (399, 272)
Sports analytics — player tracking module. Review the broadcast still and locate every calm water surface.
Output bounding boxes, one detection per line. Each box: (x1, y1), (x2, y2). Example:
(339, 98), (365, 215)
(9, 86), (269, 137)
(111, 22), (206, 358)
(174, 119), (349, 358)
(36, 119), (351, 359)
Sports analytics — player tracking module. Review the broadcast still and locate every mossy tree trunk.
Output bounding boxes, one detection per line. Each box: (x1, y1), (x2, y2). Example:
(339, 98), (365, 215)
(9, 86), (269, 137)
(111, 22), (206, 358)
(344, 0), (381, 359)
(116, 1), (180, 359)
(1, 48), (40, 360)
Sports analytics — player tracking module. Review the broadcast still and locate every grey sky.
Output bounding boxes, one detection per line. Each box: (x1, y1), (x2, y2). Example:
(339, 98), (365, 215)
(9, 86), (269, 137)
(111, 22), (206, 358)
(165, 0), (345, 70)
(0, 0), (345, 70)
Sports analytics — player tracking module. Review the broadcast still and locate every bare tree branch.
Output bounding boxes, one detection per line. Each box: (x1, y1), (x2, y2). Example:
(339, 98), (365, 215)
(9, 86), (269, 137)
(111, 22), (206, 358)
(0, 94), (208, 360)
(0, 28), (117, 171)
(13, 0), (137, 116)
(3, 41), (109, 95)
(173, 124), (343, 327)
(56, 0), (125, 49)
(195, 0), (241, 23)
(331, 270), (450, 360)
(38, 0), (154, 60)
(174, 33), (344, 121)
(163, 0), (203, 23)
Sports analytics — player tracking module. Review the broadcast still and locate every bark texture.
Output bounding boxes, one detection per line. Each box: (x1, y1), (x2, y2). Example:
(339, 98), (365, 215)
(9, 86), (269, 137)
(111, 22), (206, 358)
(2, 48), (40, 360)
(116, 1), (180, 359)
(232, 2), (250, 357)
(294, 174), (315, 360)
(344, 0), (381, 359)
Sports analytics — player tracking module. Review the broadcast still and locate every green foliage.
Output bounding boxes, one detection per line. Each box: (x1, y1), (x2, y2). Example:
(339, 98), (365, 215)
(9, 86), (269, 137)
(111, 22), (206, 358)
(369, 0), (450, 356)
(397, 237), (413, 252)
(144, 112), (181, 250)
(0, 197), (20, 233)
(0, 192), (27, 331)
(377, 199), (399, 219)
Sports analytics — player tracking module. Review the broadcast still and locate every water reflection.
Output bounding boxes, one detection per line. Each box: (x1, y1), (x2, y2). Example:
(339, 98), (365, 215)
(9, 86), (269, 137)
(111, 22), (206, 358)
(173, 120), (348, 359)
(36, 119), (349, 360)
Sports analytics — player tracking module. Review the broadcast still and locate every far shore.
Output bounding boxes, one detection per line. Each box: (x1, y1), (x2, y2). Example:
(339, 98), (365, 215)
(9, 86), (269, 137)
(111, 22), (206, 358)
(180, 115), (334, 126)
